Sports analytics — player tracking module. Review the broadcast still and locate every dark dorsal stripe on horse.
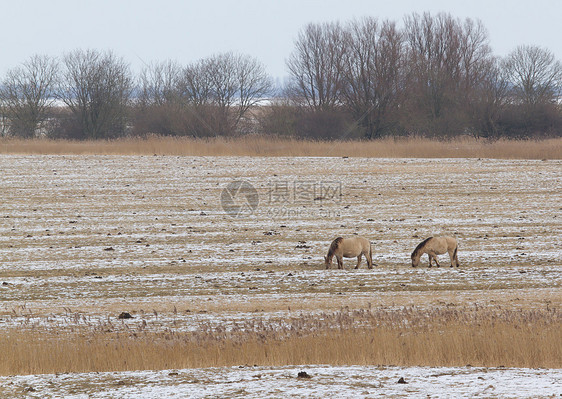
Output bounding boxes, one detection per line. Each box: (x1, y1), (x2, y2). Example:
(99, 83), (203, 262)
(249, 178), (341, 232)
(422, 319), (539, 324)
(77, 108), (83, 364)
(327, 237), (343, 258)
(412, 236), (433, 257)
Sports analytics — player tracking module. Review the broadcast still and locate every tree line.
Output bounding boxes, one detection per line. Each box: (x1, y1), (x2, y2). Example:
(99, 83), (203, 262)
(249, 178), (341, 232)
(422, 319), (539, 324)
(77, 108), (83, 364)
(1, 12), (561, 140)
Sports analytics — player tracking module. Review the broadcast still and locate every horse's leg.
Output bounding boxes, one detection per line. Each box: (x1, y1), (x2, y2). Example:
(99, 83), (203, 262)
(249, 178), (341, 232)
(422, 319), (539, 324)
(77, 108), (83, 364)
(432, 253), (441, 267)
(355, 254), (362, 269)
(448, 249), (455, 267)
(367, 250), (373, 269)
(337, 255), (343, 269)
(427, 254), (432, 268)
(454, 246), (459, 267)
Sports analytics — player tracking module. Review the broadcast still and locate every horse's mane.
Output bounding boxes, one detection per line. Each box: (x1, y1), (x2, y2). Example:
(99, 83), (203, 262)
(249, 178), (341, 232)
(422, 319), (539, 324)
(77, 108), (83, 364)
(327, 237), (343, 258)
(412, 237), (433, 257)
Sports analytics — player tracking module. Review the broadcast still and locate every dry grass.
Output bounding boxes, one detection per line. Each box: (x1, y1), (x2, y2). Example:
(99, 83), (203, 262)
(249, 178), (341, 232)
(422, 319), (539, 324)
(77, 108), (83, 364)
(1, 307), (560, 375)
(1, 135), (561, 158)
(1, 154), (560, 378)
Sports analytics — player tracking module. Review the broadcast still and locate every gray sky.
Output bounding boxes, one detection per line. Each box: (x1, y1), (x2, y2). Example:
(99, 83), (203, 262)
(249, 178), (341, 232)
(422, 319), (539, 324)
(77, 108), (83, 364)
(2, 0), (561, 79)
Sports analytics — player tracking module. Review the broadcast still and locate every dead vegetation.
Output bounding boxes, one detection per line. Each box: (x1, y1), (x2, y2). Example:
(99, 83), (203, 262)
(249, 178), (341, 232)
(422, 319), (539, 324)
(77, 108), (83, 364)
(1, 136), (561, 159)
(1, 306), (560, 375)
(0, 155), (560, 376)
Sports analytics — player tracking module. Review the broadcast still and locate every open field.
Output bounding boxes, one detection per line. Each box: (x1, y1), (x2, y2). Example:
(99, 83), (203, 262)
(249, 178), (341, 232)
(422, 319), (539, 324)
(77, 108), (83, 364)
(1, 365), (561, 398)
(1, 136), (562, 158)
(0, 154), (561, 396)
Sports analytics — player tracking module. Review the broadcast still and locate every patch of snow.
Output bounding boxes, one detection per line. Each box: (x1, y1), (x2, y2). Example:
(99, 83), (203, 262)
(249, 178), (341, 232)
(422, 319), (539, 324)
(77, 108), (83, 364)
(1, 365), (560, 398)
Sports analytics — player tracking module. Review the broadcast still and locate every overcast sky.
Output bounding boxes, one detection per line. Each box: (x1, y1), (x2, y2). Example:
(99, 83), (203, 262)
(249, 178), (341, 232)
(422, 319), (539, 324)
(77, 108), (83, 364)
(2, 0), (561, 79)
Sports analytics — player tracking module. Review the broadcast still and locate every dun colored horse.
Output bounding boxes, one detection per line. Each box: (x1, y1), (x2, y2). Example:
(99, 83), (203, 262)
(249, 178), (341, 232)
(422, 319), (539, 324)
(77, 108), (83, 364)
(411, 236), (459, 267)
(324, 236), (373, 269)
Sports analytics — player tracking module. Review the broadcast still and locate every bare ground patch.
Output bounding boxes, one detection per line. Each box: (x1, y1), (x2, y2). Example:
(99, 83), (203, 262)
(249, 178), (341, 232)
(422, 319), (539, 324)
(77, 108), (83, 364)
(0, 155), (560, 375)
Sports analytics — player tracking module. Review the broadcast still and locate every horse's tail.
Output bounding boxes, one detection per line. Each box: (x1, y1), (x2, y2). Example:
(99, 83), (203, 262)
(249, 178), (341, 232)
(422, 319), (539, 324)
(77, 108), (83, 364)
(328, 237), (343, 258)
(453, 244), (458, 261)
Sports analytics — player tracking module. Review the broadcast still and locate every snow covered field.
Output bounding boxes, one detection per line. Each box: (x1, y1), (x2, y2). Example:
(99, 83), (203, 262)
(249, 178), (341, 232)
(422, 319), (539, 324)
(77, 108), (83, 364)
(0, 155), (560, 396)
(1, 365), (560, 398)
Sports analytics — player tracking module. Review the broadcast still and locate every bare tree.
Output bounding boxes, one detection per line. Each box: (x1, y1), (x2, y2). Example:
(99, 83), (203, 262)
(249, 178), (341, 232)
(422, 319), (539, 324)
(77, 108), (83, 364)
(403, 12), (492, 136)
(177, 52), (272, 136)
(500, 45), (562, 136)
(58, 49), (133, 139)
(138, 60), (182, 107)
(175, 58), (217, 136)
(180, 60), (213, 107)
(235, 54), (274, 127)
(404, 13), (457, 122)
(470, 58), (510, 137)
(341, 17), (404, 138)
(503, 45), (562, 107)
(458, 18), (492, 101)
(286, 22), (346, 111)
(0, 104), (6, 137)
(204, 53), (239, 134)
(133, 60), (184, 136)
(0, 55), (58, 137)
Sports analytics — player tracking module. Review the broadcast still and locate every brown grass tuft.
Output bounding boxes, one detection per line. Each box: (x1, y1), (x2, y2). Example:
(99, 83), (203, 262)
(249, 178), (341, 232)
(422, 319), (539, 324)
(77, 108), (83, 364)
(1, 307), (560, 375)
(1, 136), (561, 158)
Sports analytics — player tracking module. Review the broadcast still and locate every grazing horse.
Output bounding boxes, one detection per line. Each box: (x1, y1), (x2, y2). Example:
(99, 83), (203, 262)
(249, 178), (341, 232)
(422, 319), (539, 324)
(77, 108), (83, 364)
(324, 236), (373, 269)
(411, 236), (459, 267)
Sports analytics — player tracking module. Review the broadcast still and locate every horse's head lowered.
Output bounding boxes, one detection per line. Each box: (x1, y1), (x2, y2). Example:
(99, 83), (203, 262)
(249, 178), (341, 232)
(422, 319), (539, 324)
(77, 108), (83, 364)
(411, 237), (432, 267)
(411, 252), (421, 267)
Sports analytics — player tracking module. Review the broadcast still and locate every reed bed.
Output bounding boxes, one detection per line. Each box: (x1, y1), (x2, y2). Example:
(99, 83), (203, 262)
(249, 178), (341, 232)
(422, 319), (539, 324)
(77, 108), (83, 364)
(1, 136), (561, 159)
(1, 306), (560, 375)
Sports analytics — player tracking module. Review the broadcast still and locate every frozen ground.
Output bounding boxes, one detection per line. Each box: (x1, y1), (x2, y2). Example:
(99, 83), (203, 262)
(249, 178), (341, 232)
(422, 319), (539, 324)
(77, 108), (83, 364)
(1, 365), (560, 398)
(1, 156), (560, 318)
(0, 155), (561, 393)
